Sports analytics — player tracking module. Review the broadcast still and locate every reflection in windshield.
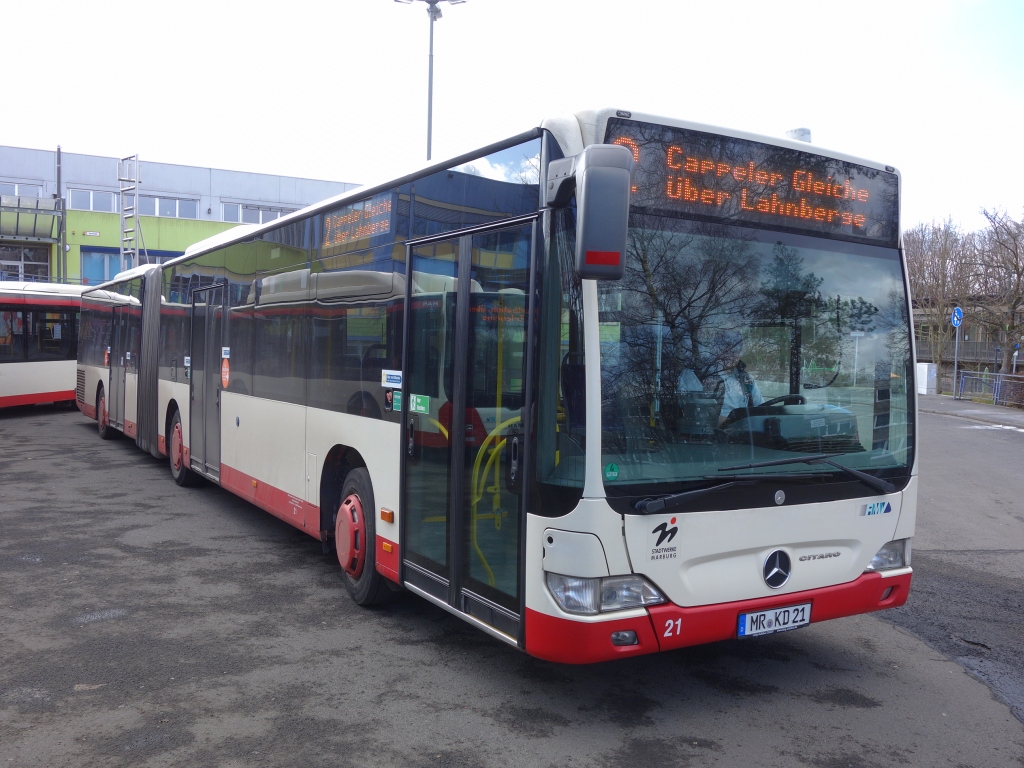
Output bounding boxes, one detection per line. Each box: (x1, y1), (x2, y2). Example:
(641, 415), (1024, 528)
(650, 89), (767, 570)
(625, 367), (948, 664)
(598, 216), (912, 493)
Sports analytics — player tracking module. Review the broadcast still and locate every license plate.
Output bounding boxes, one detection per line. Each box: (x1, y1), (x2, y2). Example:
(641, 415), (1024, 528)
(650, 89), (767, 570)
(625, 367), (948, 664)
(737, 602), (811, 637)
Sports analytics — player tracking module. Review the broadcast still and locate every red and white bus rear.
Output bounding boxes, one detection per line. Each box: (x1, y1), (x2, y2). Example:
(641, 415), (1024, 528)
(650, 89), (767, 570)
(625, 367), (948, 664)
(1, 281), (83, 408)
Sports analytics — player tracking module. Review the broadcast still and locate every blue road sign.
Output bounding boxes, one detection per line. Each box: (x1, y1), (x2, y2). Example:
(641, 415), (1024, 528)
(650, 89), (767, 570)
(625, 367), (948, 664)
(951, 307), (963, 327)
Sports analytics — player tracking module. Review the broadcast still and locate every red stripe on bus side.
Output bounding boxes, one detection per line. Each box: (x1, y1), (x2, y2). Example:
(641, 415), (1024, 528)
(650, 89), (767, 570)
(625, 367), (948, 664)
(78, 399), (97, 419)
(584, 250), (620, 266)
(0, 390), (75, 408)
(220, 463), (319, 537)
(376, 536), (400, 582)
(124, 419), (137, 438)
(158, 434), (166, 456)
(0, 296), (82, 308)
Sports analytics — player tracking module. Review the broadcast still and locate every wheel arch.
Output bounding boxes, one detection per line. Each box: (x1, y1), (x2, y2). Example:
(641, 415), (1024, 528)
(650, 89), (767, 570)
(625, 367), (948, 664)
(319, 444), (369, 537)
(164, 398), (182, 446)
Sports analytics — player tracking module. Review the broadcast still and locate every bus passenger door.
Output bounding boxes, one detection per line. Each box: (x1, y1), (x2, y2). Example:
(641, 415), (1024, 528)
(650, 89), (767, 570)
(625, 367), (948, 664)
(108, 306), (128, 431)
(190, 285), (225, 479)
(401, 220), (536, 644)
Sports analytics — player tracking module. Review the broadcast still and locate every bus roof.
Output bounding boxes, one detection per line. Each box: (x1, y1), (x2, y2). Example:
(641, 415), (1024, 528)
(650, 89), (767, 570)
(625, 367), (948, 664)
(156, 108), (901, 270)
(0, 281), (89, 297)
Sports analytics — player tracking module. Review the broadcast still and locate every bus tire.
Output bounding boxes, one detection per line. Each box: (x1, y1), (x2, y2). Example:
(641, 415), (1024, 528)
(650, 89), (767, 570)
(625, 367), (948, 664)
(169, 410), (199, 487)
(96, 386), (115, 441)
(335, 468), (395, 606)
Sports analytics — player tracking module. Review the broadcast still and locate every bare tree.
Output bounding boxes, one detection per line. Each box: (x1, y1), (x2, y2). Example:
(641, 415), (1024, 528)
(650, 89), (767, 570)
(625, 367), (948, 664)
(904, 219), (975, 392)
(975, 209), (1024, 373)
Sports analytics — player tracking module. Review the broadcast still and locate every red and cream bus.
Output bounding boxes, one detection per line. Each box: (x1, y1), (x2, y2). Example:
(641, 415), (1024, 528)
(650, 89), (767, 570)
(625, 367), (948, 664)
(1, 281), (83, 408)
(78, 108), (916, 663)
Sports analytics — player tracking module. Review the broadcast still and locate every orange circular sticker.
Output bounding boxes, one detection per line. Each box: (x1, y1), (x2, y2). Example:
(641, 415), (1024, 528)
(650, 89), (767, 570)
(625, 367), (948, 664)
(221, 357), (230, 389)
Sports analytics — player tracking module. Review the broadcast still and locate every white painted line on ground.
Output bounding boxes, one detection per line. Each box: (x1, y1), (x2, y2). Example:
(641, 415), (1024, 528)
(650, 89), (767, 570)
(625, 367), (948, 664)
(962, 424), (1024, 434)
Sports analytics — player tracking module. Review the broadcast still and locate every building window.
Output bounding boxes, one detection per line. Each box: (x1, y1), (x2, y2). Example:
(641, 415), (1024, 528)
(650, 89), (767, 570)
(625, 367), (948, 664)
(236, 204), (293, 224)
(133, 195), (198, 219)
(81, 250), (127, 285)
(92, 191), (115, 212)
(69, 189), (119, 212)
(0, 182), (42, 197)
(0, 244), (49, 282)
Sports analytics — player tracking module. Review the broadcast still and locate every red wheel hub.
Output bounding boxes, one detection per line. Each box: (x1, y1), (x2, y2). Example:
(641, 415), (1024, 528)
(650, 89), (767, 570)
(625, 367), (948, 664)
(99, 395), (107, 430)
(171, 422), (183, 471)
(336, 493), (366, 579)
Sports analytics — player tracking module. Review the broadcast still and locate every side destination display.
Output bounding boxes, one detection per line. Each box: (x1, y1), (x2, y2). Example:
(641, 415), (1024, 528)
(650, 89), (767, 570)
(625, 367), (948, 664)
(605, 117), (899, 246)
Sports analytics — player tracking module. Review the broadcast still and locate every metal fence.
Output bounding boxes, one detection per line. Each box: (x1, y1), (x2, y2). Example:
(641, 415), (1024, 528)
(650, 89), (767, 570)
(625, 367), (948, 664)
(918, 339), (1013, 366)
(955, 371), (1024, 408)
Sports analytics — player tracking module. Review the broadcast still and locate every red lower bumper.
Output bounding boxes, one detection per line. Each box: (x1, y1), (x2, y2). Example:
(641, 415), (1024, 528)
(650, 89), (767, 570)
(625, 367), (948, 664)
(525, 570), (912, 664)
(0, 390), (75, 409)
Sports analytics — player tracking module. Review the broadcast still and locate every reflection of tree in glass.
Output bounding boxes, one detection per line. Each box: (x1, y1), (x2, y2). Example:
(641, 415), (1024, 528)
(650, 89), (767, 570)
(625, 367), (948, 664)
(847, 296), (879, 333)
(877, 287), (911, 385)
(607, 216), (758, 412)
(748, 243), (823, 392)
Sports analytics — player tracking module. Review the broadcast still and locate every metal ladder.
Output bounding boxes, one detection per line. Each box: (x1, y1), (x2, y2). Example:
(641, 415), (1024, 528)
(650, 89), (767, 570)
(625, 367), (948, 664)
(117, 155), (144, 271)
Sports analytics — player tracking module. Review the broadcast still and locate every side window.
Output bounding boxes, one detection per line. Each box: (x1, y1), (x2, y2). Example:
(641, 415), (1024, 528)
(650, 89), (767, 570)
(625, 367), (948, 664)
(0, 310), (25, 362)
(408, 138), (541, 239)
(26, 309), (77, 361)
(253, 223), (309, 405)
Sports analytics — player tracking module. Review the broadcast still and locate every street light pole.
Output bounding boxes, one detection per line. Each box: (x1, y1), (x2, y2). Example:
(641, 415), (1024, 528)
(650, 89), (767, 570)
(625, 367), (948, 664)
(427, 1), (435, 161)
(396, 0), (465, 162)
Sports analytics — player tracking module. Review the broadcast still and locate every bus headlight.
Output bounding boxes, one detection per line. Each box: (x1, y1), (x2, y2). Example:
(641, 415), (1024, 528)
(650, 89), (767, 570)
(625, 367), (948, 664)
(546, 573), (666, 615)
(864, 539), (911, 572)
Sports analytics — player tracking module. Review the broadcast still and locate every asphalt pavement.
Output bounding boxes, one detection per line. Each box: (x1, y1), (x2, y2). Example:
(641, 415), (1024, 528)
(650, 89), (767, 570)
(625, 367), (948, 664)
(917, 392), (1024, 429)
(1, 404), (1023, 767)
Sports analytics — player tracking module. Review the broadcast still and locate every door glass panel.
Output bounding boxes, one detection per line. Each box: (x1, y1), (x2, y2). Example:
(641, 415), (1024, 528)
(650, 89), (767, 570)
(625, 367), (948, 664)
(191, 292), (208, 469)
(461, 225), (531, 609)
(403, 237), (460, 576)
(205, 287), (224, 472)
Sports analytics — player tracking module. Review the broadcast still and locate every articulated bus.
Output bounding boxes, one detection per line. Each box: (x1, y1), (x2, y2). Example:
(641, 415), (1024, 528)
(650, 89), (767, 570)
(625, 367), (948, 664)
(1, 281), (84, 408)
(77, 108), (916, 663)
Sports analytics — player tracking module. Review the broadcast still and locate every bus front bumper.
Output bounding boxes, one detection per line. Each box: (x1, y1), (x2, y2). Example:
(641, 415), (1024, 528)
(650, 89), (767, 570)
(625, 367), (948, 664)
(524, 568), (912, 664)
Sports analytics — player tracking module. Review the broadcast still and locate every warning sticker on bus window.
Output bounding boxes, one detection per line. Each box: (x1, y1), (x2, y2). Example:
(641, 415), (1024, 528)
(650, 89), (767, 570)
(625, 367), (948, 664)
(409, 394), (430, 414)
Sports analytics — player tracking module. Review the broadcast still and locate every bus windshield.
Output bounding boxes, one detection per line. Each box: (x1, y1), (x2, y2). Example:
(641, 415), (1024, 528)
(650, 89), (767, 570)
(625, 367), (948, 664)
(597, 214), (913, 495)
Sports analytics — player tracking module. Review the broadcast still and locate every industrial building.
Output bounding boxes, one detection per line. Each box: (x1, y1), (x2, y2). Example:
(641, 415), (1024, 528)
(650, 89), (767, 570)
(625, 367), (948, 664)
(0, 145), (359, 285)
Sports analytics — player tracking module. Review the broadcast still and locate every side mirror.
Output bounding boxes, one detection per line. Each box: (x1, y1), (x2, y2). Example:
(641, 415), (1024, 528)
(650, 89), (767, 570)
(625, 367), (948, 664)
(546, 144), (634, 280)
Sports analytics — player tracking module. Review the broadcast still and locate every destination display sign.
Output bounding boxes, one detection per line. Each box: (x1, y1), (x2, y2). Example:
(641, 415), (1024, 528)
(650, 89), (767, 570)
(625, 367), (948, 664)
(605, 118), (899, 246)
(322, 192), (393, 251)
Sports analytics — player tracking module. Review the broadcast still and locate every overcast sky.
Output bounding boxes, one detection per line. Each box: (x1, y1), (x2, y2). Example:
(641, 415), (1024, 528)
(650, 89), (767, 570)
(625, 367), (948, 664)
(4, 0), (1021, 232)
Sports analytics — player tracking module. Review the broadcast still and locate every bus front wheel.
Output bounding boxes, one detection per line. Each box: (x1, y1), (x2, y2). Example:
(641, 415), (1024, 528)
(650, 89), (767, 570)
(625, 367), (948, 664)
(335, 468), (396, 606)
(169, 410), (199, 487)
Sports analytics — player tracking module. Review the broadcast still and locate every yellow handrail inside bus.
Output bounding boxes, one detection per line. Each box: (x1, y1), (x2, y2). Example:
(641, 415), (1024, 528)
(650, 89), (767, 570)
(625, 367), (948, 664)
(428, 418), (449, 441)
(469, 414), (520, 587)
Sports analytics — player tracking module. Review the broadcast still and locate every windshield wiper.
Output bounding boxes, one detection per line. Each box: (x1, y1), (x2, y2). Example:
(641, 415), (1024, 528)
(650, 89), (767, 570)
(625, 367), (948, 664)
(718, 454), (896, 495)
(634, 474), (815, 514)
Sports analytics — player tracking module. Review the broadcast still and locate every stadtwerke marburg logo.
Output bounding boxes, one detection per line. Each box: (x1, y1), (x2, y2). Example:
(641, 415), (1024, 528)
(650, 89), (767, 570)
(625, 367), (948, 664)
(649, 517), (679, 560)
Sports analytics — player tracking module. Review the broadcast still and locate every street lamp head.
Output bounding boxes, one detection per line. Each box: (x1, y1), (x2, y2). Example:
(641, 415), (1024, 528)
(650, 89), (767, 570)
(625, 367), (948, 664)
(396, 0), (467, 162)
(394, 0), (467, 7)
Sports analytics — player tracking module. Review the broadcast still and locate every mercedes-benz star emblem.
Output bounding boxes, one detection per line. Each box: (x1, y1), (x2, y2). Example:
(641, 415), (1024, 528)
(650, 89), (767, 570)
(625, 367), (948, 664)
(763, 549), (791, 589)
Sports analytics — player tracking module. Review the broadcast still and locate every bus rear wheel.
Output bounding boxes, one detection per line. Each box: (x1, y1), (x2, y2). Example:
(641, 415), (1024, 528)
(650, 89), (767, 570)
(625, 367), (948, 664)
(335, 468), (396, 606)
(97, 386), (115, 441)
(169, 410), (199, 487)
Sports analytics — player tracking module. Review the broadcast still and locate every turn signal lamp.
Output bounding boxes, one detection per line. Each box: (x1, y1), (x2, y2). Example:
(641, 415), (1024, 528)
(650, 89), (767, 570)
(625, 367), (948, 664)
(864, 539), (911, 572)
(545, 573), (665, 615)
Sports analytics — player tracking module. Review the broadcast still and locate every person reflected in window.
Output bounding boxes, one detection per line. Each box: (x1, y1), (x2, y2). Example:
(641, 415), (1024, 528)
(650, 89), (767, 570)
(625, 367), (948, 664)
(717, 352), (763, 424)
